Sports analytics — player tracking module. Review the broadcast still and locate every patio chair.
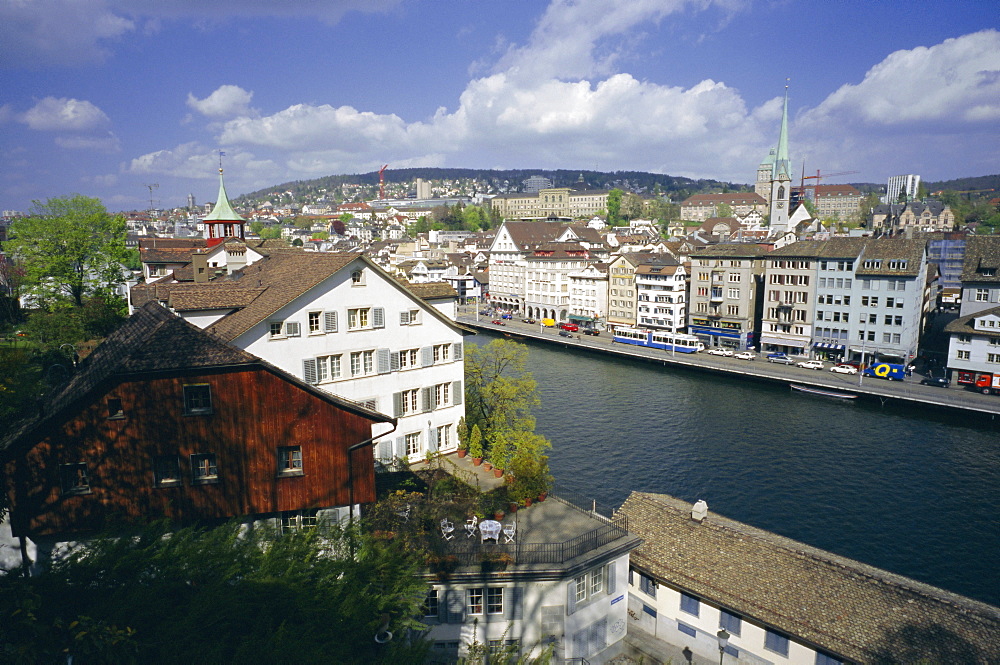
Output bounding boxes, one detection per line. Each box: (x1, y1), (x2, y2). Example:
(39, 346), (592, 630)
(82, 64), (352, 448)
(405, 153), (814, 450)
(503, 522), (516, 543)
(395, 504), (411, 521)
(464, 515), (478, 538)
(440, 519), (455, 541)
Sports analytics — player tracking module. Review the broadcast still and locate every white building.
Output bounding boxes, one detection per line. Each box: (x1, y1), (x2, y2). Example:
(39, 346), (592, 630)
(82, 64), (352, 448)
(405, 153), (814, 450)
(635, 258), (687, 334)
(882, 174), (921, 204)
(131, 253), (469, 463)
(568, 263), (609, 327)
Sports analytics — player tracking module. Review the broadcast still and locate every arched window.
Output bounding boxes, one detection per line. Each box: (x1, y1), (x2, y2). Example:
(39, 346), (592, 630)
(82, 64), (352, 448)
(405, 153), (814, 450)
(351, 270), (364, 285)
(777, 186), (785, 200)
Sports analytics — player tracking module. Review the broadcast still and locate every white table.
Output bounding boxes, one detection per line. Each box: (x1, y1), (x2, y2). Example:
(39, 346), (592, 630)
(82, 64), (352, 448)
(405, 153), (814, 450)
(479, 519), (502, 543)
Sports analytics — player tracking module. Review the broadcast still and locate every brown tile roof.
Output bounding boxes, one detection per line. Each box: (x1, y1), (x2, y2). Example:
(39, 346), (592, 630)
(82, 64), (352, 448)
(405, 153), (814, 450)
(405, 282), (459, 299)
(617, 492), (1000, 664)
(943, 305), (1000, 338)
(141, 246), (200, 264)
(961, 236), (1000, 284)
(682, 193), (767, 206)
(856, 238), (926, 277)
(691, 243), (770, 259)
(503, 221), (569, 249)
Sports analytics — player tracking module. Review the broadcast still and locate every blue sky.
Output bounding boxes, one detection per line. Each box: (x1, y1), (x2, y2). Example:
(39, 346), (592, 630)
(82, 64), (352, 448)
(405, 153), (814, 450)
(2, 0), (998, 212)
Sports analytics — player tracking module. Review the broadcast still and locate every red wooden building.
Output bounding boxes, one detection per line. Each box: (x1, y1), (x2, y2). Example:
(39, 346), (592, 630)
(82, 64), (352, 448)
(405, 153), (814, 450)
(1, 302), (394, 551)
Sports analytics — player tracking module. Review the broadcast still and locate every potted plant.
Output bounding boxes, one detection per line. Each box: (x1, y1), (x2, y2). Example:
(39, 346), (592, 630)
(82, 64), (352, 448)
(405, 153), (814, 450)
(488, 432), (513, 479)
(456, 417), (469, 458)
(469, 424), (484, 466)
(483, 461), (493, 471)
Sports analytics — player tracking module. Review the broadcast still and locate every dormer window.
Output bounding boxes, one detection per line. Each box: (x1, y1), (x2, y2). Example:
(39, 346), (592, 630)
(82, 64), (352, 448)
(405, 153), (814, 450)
(981, 268), (997, 276)
(351, 269), (365, 285)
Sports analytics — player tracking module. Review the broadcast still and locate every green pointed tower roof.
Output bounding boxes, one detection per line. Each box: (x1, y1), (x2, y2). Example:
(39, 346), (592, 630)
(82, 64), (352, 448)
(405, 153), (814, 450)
(204, 168), (245, 222)
(773, 84), (791, 180)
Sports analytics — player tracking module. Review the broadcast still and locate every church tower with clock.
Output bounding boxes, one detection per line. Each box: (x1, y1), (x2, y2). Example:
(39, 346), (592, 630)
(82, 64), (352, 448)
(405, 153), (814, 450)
(768, 84), (792, 236)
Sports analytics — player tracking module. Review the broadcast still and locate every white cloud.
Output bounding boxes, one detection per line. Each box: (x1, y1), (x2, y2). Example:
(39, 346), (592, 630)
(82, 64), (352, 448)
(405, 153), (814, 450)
(55, 133), (121, 152)
(0, 0), (402, 68)
(82, 173), (118, 187)
(126, 142), (279, 187)
(187, 85), (254, 118)
(801, 30), (1000, 127)
(20, 97), (109, 131)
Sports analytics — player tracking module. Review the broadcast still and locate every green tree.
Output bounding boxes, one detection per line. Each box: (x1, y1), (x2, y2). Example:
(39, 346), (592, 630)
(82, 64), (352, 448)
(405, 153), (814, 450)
(1, 519), (431, 664)
(259, 227), (282, 240)
(622, 193), (644, 221)
(249, 220), (265, 236)
(606, 189), (623, 226)
(465, 339), (540, 441)
(5, 195), (128, 308)
(715, 202), (734, 218)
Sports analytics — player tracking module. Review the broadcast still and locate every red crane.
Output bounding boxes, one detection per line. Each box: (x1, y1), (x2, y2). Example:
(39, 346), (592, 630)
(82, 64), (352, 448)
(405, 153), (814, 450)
(378, 164), (388, 200)
(799, 169), (860, 189)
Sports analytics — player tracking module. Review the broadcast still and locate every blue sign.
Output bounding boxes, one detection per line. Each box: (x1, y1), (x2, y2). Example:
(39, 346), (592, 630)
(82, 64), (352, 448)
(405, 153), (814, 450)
(611, 594), (624, 605)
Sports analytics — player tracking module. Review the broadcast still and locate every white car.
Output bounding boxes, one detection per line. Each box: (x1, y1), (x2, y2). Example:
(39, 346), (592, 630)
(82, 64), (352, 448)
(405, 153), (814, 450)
(707, 348), (734, 357)
(734, 351), (756, 360)
(796, 360), (825, 370)
(830, 364), (858, 375)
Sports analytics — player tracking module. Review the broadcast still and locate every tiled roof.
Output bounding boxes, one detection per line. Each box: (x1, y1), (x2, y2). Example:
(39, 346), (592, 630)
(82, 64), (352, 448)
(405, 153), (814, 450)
(405, 282), (459, 299)
(617, 492), (1000, 664)
(943, 305), (1000, 338)
(503, 221), (568, 249)
(681, 193), (767, 206)
(691, 243), (770, 258)
(855, 239), (926, 277)
(141, 246), (200, 264)
(961, 236), (1000, 284)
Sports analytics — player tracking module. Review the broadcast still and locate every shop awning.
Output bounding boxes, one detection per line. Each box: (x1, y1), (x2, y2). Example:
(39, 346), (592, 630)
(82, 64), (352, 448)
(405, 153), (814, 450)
(567, 314), (594, 321)
(813, 343), (846, 351)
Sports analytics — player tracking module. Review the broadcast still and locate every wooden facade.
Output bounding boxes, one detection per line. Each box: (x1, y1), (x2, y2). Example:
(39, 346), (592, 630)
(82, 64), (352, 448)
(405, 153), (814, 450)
(5, 357), (390, 540)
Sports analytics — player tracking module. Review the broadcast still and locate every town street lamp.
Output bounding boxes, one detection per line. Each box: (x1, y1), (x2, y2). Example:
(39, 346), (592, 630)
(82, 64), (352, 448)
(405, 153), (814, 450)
(716, 628), (730, 665)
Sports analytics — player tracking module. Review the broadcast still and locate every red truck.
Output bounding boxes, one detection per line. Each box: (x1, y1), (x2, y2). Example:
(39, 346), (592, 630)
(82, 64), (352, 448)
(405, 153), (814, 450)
(956, 371), (1000, 395)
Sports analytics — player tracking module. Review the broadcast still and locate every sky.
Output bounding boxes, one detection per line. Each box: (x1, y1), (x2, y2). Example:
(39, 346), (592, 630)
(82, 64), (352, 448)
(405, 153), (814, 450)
(1, 0), (998, 213)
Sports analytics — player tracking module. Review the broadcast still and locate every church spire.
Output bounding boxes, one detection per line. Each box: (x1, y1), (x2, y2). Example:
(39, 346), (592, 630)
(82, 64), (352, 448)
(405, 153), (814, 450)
(204, 167), (245, 223)
(773, 81), (791, 180)
(203, 165), (246, 247)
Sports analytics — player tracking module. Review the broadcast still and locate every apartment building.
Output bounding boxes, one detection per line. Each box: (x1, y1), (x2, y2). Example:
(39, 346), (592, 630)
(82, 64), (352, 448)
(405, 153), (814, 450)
(490, 187), (609, 220)
(523, 242), (598, 322)
(958, 235), (1000, 317)
(606, 254), (645, 329)
(760, 242), (824, 356)
(688, 243), (769, 351)
(679, 193), (768, 223)
(568, 263), (609, 327)
(635, 256), (687, 334)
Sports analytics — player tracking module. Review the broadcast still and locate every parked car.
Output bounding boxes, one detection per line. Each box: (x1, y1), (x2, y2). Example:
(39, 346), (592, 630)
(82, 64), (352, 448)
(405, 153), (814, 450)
(920, 376), (950, 388)
(558, 330), (573, 337)
(830, 364), (858, 375)
(491, 319), (505, 326)
(734, 351), (756, 360)
(522, 318), (536, 324)
(559, 323), (579, 332)
(796, 360), (825, 370)
(766, 353), (795, 365)
(707, 348), (734, 357)
(582, 329), (601, 336)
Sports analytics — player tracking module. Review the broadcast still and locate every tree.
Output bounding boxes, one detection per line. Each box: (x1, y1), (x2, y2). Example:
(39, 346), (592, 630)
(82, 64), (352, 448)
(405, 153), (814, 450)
(249, 220), (265, 236)
(259, 227), (282, 240)
(0, 519), (431, 664)
(5, 195), (127, 308)
(465, 339), (540, 440)
(622, 193), (643, 221)
(715, 202), (734, 218)
(606, 189), (623, 226)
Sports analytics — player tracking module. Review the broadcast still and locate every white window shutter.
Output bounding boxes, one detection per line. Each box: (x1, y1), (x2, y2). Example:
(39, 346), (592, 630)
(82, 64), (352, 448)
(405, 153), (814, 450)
(394, 436), (406, 458)
(302, 359), (318, 384)
(399, 311), (410, 325)
(607, 563), (616, 595)
(452, 381), (463, 405)
(507, 587), (522, 620)
(453, 342), (463, 360)
(421, 387), (433, 413)
(377, 440), (392, 461)
(324, 311), (338, 332)
(286, 321), (301, 337)
(373, 307), (385, 328)
(377, 348), (391, 374)
(428, 427), (438, 452)
(390, 351), (400, 372)
(421, 346), (434, 367)
(567, 581), (577, 615)
(392, 392), (403, 418)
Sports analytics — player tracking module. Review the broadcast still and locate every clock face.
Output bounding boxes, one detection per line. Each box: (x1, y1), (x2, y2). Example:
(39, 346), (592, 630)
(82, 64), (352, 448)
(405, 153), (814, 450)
(777, 202), (784, 208)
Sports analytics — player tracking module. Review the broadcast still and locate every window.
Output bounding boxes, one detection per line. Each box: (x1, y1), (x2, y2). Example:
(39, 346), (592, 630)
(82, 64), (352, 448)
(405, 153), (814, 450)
(351, 350), (375, 377)
(183, 384), (212, 415)
(637, 572), (656, 598)
(424, 589), (439, 618)
(976, 289), (989, 302)
(308, 311), (322, 333)
(405, 432), (421, 456)
(400, 389), (419, 415)
(437, 424), (451, 448)
(433, 344), (450, 363)
(988, 354), (1000, 363)
(680, 592), (700, 617)
(107, 397), (124, 420)
(348, 308), (370, 329)
(319, 354), (341, 381)
(590, 566), (604, 596)
(728, 288), (739, 299)
(434, 382), (451, 408)
(574, 574), (589, 603)
(765, 629), (790, 657)
(153, 455), (181, 487)
(268, 320), (300, 338)
(816, 650), (845, 665)
(60, 463), (91, 495)
(401, 308), (421, 325)
(278, 446), (303, 476)
(468, 588), (484, 615)
(191, 453), (218, 484)
(678, 622), (696, 638)
(720, 609), (742, 636)
(398, 348), (419, 369)
(351, 269), (364, 285)
(486, 588), (504, 614)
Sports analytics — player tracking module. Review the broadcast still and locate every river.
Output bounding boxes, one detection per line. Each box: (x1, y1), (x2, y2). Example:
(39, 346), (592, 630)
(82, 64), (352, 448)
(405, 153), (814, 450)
(470, 332), (1000, 607)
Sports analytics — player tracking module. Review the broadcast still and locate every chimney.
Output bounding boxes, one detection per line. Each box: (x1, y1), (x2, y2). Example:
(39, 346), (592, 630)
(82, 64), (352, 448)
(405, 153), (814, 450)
(192, 252), (209, 283)
(691, 500), (708, 522)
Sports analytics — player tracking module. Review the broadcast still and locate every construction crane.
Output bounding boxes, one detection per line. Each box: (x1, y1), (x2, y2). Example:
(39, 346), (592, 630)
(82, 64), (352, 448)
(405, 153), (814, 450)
(378, 164), (388, 200)
(799, 169), (860, 189)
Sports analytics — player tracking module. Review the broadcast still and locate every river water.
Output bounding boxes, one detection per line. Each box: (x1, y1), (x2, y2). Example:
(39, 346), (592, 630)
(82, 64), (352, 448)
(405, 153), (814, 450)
(471, 333), (1000, 607)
